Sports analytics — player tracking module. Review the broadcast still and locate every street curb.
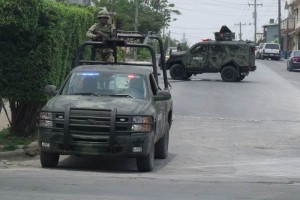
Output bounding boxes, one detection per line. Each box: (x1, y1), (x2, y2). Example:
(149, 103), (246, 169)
(0, 149), (25, 159)
(0, 140), (39, 160)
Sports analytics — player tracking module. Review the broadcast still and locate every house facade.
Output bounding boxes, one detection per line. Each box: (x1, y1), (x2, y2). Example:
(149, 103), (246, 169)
(262, 20), (279, 43)
(282, 0), (300, 50)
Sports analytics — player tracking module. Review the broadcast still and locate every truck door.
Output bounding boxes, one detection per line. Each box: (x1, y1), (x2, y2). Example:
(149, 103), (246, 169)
(149, 74), (164, 138)
(183, 44), (208, 72)
(209, 44), (226, 71)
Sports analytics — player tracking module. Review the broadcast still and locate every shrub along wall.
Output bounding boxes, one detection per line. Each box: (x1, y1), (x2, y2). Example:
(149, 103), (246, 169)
(0, 0), (95, 136)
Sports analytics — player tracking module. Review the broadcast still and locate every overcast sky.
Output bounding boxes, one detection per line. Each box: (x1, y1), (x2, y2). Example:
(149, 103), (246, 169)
(167, 0), (288, 45)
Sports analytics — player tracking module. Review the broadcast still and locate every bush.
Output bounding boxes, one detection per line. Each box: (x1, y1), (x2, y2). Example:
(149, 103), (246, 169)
(0, 0), (95, 136)
(137, 48), (151, 61)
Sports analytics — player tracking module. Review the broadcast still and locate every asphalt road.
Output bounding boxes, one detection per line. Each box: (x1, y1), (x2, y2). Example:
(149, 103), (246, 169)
(1, 59), (300, 200)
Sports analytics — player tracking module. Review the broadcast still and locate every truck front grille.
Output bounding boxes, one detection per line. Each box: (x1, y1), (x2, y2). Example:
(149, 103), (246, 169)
(68, 108), (131, 137)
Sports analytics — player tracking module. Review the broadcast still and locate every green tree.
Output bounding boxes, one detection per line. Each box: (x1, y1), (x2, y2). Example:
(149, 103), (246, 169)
(91, 0), (180, 34)
(0, 0), (94, 136)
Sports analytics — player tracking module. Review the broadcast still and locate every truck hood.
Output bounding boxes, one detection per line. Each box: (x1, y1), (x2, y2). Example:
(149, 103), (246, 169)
(42, 95), (147, 115)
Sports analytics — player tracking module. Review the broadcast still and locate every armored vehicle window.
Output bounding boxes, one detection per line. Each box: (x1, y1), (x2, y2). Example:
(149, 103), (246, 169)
(210, 45), (225, 53)
(192, 45), (207, 53)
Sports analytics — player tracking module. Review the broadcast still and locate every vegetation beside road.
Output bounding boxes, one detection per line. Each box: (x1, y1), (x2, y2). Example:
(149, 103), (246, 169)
(0, 0), (94, 137)
(0, 0), (183, 138)
(0, 128), (37, 152)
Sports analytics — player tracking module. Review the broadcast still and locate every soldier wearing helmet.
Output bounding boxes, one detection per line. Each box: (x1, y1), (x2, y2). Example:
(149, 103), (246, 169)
(86, 8), (116, 62)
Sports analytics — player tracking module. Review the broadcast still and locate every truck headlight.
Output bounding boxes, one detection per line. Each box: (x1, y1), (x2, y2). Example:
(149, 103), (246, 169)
(132, 116), (153, 132)
(39, 112), (53, 128)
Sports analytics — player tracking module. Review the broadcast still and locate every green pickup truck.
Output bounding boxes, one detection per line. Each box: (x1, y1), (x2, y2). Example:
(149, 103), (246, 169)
(38, 33), (173, 172)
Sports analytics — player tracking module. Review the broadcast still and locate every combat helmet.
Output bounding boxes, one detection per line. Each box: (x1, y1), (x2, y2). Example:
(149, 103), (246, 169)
(98, 8), (110, 19)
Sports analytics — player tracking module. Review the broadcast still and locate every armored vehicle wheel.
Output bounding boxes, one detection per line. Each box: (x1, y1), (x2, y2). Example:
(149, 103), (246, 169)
(237, 75), (245, 81)
(40, 151), (59, 168)
(155, 124), (170, 159)
(136, 140), (155, 172)
(170, 64), (186, 80)
(221, 66), (238, 82)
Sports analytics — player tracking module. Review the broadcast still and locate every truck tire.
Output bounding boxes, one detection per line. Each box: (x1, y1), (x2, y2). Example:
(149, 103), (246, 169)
(155, 123), (169, 159)
(170, 64), (186, 80)
(237, 75), (245, 81)
(136, 140), (155, 172)
(40, 150), (59, 168)
(221, 66), (238, 82)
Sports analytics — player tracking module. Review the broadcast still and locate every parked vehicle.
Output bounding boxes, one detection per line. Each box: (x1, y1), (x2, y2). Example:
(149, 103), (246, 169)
(287, 50), (300, 71)
(255, 43), (264, 59)
(255, 45), (259, 57)
(165, 47), (178, 60)
(165, 26), (256, 82)
(257, 43), (280, 60)
(38, 32), (173, 172)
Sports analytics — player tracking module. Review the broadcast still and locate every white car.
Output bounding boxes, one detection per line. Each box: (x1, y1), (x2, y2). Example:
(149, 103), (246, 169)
(165, 47), (178, 60)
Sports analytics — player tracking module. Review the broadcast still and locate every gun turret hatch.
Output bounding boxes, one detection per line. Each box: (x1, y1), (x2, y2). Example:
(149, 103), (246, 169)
(214, 26), (235, 41)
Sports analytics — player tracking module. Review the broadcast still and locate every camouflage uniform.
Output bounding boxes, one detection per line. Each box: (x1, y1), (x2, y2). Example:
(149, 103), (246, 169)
(86, 9), (115, 62)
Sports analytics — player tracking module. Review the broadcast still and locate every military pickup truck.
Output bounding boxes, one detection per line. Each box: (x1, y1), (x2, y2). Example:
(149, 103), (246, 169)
(38, 33), (173, 172)
(165, 26), (256, 82)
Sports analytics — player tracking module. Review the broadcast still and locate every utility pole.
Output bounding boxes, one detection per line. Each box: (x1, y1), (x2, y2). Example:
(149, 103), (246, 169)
(133, 0), (139, 59)
(248, 0), (262, 43)
(234, 22), (247, 40)
(167, 30), (171, 48)
(134, 0), (139, 31)
(278, 0), (281, 50)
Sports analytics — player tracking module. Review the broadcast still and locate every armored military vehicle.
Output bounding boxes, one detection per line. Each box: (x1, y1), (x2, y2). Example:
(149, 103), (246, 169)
(38, 32), (173, 172)
(165, 26), (256, 81)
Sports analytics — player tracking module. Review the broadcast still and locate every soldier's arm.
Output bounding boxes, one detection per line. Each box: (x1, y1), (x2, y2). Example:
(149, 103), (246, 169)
(86, 24), (98, 40)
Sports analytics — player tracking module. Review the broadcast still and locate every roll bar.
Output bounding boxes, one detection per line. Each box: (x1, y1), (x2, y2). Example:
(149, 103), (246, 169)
(74, 31), (169, 89)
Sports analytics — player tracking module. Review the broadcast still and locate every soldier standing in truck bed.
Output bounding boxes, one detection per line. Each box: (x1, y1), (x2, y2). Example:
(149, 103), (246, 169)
(86, 8), (115, 62)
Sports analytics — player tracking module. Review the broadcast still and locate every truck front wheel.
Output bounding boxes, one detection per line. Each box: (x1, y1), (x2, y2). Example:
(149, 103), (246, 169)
(136, 140), (155, 172)
(170, 64), (186, 80)
(40, 150), (59, 168)
(155, 123), (170, 159)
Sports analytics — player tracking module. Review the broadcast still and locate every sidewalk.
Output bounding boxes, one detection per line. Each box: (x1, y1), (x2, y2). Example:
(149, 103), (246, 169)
(0, 100), (10, 130)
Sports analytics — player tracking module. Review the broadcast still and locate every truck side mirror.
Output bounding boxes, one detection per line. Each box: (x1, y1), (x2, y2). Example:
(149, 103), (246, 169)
(44, 85), (57, 96)
(153, 91), (171, 101)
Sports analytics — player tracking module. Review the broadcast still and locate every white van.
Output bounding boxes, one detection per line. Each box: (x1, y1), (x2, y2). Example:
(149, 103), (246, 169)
(258, 43), (280, 61)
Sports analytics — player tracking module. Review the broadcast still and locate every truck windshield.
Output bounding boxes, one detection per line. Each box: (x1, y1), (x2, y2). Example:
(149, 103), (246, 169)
(265, 44), (279, 49)
(61, 72), (147, 99)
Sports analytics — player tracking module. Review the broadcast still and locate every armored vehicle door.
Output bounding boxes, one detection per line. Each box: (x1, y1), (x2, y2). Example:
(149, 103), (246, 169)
(183, 43), (208, 72)
(208, 44), (226, 71)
